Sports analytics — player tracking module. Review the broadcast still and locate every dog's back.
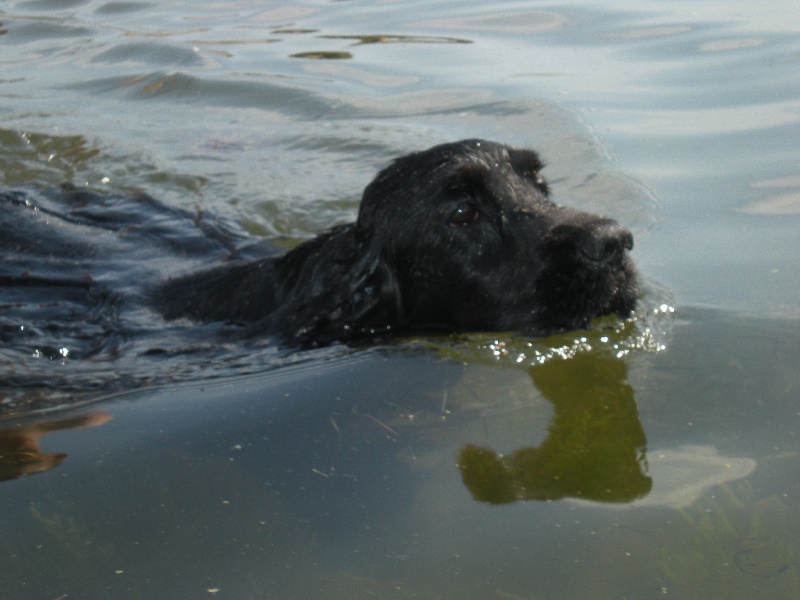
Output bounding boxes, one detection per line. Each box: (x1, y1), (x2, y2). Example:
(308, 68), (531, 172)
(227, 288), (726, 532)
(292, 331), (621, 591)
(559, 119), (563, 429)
(0, 184), (266, 360)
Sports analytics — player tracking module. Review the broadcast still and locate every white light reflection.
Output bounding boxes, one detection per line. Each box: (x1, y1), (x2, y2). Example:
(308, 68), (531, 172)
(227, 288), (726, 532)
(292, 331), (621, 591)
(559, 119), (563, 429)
(477, 300), (677, 368)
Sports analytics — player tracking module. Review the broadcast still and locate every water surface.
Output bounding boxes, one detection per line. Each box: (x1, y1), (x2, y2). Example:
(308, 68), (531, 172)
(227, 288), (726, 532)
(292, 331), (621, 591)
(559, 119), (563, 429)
(1, 0), (799, 598)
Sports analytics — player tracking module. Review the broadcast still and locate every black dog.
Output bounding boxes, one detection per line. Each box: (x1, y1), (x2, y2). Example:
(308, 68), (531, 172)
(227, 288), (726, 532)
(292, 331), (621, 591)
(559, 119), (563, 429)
(156, 139), (637, 345)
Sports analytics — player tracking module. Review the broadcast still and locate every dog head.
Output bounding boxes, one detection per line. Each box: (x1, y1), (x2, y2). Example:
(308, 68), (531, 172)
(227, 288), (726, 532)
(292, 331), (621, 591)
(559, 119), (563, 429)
(355, 139), (638, 336)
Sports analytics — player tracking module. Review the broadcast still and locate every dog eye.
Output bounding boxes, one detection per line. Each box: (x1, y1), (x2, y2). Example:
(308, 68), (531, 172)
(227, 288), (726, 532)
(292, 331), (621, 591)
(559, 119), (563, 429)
(448, 202), (480, 226)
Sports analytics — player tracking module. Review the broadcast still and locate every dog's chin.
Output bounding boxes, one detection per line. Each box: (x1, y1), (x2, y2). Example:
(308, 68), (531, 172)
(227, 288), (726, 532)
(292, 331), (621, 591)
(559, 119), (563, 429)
(588, 275), (639, 327)
(609, 268), (639, 317)
(524, 272), (638, 337)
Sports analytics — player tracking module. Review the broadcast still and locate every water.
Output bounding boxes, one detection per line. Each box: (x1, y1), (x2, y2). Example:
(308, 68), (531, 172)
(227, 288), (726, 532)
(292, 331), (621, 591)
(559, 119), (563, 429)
(1, 0), (799, 598)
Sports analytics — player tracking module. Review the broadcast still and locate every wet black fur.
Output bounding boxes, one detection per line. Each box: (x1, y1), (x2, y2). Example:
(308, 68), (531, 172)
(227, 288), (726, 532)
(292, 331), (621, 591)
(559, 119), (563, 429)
(156, 139), (638, 346)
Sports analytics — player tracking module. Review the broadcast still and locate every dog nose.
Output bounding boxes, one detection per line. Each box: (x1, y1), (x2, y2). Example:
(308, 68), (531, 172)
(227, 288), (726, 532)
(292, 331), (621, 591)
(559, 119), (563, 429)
(579, 221), (634, 265)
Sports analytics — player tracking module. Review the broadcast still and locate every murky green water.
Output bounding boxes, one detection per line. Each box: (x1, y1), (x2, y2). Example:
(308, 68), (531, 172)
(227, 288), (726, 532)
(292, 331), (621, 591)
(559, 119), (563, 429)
(1, 0), (799, 598)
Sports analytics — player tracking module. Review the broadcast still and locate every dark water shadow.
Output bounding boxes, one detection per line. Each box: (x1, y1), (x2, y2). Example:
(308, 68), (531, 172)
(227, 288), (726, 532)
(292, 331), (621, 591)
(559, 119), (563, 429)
(0, 411), (112, 481)
(2, 308), (798, 600)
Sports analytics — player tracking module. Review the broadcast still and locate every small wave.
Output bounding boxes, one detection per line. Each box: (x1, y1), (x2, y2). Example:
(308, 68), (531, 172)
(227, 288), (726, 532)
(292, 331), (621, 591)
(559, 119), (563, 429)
(414, 276), (676, 368)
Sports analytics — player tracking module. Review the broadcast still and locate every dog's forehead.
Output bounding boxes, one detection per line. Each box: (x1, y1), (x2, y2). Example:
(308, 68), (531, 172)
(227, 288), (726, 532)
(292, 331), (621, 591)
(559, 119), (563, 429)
(430, 140), (511, 167)
(358, 140), (549, 223)
(387, 140), (543, 181)
(430, 143), (548, 202)
(432, 142), (544, 178)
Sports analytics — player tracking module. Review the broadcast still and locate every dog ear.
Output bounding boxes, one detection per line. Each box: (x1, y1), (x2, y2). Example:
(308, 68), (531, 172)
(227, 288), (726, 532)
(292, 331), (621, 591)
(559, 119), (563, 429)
(261, 225), (404, 346)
